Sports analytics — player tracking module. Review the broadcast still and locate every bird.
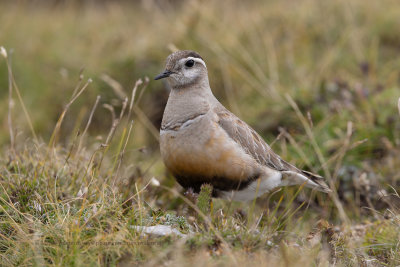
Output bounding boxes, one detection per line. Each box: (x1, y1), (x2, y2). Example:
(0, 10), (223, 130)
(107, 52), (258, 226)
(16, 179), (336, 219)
(155, 50), (331, 201)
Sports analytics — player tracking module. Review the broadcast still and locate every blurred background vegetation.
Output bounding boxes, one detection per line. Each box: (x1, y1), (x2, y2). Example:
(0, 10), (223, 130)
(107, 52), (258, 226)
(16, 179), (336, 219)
(2, 0), (400, 200)
(1, 0), (400, 265)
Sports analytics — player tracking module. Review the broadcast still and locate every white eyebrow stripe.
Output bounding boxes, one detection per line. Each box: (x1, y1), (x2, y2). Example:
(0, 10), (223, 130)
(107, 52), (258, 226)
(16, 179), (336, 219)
(185, 57), (207, 68)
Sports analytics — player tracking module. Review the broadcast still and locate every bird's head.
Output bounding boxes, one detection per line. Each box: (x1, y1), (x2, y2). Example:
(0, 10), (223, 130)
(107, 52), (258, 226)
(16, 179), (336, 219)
(155, 50), (208, 89)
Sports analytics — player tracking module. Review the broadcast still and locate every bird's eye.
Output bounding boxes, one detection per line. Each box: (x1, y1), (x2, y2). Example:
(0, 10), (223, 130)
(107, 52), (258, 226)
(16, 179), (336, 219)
(185, 59), (195, 68)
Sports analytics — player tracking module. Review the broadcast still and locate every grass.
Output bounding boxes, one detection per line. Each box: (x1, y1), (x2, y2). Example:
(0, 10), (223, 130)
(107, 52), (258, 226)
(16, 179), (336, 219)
(1, 0), (400, 265)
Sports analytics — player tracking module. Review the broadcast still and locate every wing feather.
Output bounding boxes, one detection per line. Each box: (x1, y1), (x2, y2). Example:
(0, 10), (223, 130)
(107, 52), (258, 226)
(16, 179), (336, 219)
(216, 108), (289, 171)
(215, 106), (331, 192)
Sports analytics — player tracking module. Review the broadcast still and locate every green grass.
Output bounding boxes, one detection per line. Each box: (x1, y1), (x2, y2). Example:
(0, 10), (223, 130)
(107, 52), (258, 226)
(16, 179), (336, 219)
(1, 0), (400, 265)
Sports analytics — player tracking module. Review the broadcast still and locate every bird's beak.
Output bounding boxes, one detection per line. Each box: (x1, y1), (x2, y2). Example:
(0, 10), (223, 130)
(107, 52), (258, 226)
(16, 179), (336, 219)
(154, 70), (173, 80)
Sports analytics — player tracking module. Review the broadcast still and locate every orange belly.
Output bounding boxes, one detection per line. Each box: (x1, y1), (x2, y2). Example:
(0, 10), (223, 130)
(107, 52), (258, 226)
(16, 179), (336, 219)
(160, 124), (259, 183)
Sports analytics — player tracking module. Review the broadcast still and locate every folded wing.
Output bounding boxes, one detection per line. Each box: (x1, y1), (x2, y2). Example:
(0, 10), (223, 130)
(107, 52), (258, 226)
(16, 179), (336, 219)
(215, 106), (331, 193)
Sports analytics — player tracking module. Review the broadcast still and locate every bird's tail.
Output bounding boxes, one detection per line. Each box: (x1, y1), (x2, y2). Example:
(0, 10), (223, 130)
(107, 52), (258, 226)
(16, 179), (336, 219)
(281, 170), (331, 193)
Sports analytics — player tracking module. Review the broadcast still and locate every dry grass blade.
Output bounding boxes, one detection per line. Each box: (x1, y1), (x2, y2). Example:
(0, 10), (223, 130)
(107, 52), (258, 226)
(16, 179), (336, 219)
(101, 73), (127, 100)
(102, 99), (127, 146)
(135, 77), (150, 105)
(317, 138), (368, 173)
(4, 47), (15, 153)
(278, 127), (313, 168)
(285, 93), (350, 224)
(77, 95), (101, 153)
(98, 98), (128, 173)
(307, 111), (314, 128)
(132, 105), (160, 141)
(2, 47), (38, 143)
(127, 79), (143, 121)
(71, 68), (84, 97)
(126, 77), (157, 140)
(285, 94), (329, 177)
(112, 120), (134, 186)
(398, 97), (400, 117)
(49, 78), (92, 149)
(108, 78), (149, 184)
(103, 103), (116, 125)
(332, 121), (353, 182)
